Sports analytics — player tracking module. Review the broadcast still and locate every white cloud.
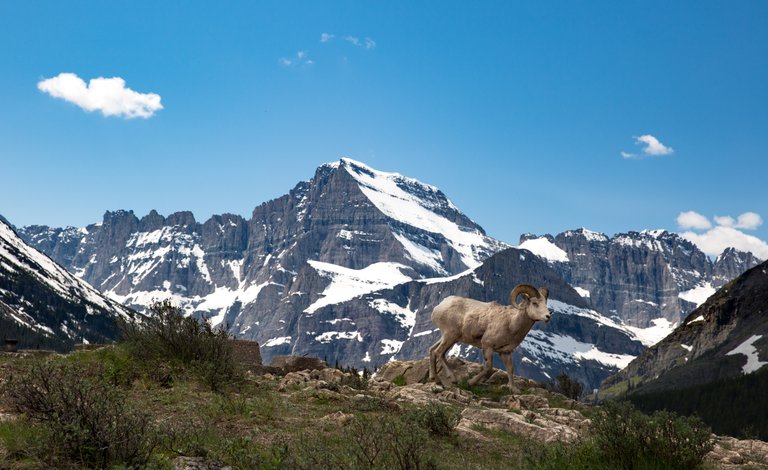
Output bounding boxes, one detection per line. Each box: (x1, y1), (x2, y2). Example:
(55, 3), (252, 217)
(320, 33), (334, 42)
(37, 73), (162, 119)
(677, 211), (712, 230)
(621, 134), (674, 159)
(681, 226), (768, 259)
(676, 211), (767, 259)
(635, 134), (673, 156)
(735, 212), (763, 230)
(344, 36), (376, 49)
(714, 215), (735, 227)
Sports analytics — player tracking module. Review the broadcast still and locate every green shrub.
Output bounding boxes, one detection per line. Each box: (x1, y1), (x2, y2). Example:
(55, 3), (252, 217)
(392, 374), (407, 386)
(2, 360), (157, 468)
(120, 300), (241, 391)
(591, 401), (713, 470)
(348, 414), (436, 470)
(290, 413), (437, 469)
(411, 403), (460, 437)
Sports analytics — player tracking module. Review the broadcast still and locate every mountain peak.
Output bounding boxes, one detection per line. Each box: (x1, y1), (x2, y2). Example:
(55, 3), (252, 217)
(562, 228), (609, 242)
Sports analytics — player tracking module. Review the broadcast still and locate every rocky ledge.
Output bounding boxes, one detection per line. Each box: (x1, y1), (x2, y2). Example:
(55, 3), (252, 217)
(262, 357), (768, 469)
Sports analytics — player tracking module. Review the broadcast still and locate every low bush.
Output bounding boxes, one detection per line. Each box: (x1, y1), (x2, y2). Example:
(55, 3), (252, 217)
(591, 400), (713, 469)
(120, 299), (241, 391)
(411, 403), (461, 437)
(2, 360), (157, 468)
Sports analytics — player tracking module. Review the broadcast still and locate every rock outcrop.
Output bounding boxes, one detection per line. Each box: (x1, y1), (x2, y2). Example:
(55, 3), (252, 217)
(520, 229), (761, 328)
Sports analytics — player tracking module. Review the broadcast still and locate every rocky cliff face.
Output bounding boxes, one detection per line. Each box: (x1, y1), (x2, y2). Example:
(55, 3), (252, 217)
(0, 219), (135, 350)
(599, 260), (768, 396)
(519, 229), (761, 328)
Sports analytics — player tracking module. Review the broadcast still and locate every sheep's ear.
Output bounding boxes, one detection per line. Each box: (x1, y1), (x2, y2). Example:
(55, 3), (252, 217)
(539, 288), (549, 300)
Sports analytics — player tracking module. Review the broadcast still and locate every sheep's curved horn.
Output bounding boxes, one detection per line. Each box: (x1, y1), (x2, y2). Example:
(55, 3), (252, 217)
(539, 287), (549, 300)
(510, 284), (540, 307)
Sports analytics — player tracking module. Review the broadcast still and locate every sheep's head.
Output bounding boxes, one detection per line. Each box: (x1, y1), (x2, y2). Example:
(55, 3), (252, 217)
(510, 284), (551, 322)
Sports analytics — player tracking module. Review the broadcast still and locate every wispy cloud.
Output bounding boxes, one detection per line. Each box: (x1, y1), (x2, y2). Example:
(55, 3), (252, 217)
(621, 134), (673, 158)
(676, 210), (768, 259)
(37, 73), (162, 119)
(344, 36), (376, 49)
(278, 51), (314, 67)
(320, 33), (334, 43)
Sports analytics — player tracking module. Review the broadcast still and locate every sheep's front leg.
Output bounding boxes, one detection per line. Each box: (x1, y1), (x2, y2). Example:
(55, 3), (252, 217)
(468, 347), (494, 386)
(433, 338), (458, 385)
(500, 352), (516, 390)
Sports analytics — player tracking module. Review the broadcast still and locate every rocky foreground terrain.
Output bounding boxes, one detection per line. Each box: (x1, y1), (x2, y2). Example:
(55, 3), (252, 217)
(2, 351), (766, 469)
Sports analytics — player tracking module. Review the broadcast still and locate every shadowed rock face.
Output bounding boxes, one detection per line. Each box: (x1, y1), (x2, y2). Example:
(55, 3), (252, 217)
(521, 229), (762, 327)
(600, 260), (768, 396)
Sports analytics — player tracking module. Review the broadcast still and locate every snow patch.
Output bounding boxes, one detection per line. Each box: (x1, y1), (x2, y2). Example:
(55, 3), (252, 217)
(304, 260), (412, 314)
(726, 335), (767, 374)
(392, 232), (447, 275)
(341, 158), (502, 269)
(573, 287), (590, 298)
(412, 329), (438, 338)
(679, 282), (716, 307)
(263, 336), (292, 347)
(369, 299), (416, 330)
(315, 331), (363, 343)
(523, 330), (636, 369)
(380, 339), (404, 355)
(624, 318), (677, 347)
(518, 237), (569, 262)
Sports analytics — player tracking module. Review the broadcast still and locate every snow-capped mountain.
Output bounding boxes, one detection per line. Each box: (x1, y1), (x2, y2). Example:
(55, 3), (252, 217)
(0, 218), (134, 351)
(519, 229), (762, 331)
(600, 259), (768, 397)
(18, 158), (507, 350)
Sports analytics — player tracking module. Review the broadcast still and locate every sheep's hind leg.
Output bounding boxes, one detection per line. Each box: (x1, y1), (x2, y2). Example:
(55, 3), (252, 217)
(468, 348), (495, 386)
(428, 339), (442, 381)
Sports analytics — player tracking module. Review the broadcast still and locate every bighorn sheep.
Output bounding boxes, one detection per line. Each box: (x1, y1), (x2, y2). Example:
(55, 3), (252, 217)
(428, 284), (550, 388)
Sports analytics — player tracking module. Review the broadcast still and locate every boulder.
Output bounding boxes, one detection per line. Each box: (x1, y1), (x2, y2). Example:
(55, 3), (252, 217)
(517, 394), (550, 410)
(457, 408), (580, 443)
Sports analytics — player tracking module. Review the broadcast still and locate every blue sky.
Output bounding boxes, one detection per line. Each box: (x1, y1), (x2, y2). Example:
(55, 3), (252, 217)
(1, 1), (767, 257)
